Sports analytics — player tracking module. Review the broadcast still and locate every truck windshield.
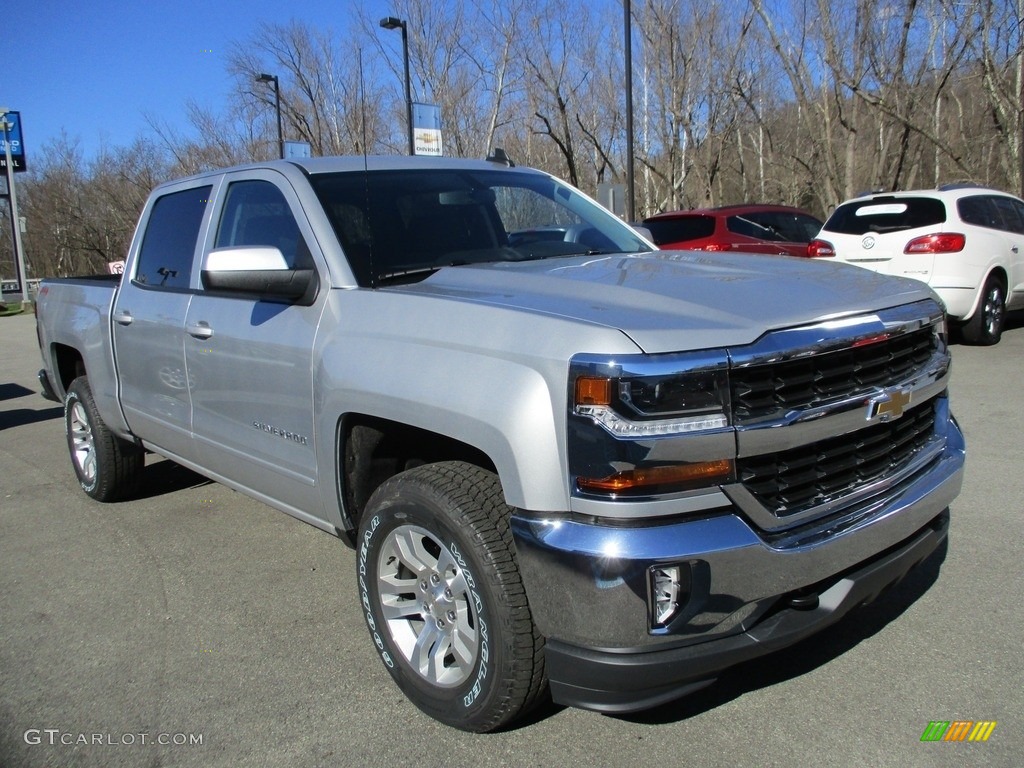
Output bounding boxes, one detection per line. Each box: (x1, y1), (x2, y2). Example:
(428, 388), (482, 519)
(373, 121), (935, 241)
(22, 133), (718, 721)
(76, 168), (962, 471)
(309, 168), (653, 286)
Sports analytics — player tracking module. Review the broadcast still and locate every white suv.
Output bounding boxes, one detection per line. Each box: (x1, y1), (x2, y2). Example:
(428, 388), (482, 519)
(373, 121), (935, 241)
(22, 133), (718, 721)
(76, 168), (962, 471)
(809, 185), (1024, 344)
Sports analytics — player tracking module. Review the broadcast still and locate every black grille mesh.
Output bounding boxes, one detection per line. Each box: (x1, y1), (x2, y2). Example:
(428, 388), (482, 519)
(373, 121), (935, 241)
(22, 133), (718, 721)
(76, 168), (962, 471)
(737, 400), (937, 515)
(731, 328), (935, 422)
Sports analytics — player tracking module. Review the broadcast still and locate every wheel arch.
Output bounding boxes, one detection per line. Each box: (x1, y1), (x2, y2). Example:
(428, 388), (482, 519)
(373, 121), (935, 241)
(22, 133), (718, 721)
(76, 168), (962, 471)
(50, 342), (86, 398)
(334, 413), (501, 540)
(960, 265), (1007, 321)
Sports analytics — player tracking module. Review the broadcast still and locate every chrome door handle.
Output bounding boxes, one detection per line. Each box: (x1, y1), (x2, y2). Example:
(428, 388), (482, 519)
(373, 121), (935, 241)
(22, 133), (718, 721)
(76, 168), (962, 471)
(113, 310), (133, 326)
(186, 322), (214, 339)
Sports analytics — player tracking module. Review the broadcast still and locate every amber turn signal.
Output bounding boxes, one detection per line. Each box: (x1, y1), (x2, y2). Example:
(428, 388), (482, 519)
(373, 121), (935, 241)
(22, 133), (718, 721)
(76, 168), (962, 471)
(575, 376), (613, 406)
(577, 459), (733, 494)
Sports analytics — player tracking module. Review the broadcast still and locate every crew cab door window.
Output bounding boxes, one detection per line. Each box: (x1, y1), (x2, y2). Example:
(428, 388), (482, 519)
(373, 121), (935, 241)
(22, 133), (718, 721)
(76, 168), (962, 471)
(213, 179), (311, 267)
(134, 186), (211, 289)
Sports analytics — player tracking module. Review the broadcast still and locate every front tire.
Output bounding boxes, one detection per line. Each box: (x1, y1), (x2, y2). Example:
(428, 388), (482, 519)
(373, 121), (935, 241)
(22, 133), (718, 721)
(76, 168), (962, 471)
(65, 376), (143, 501)
(356, 462), (546, 732)
(961, 274), (1006, 345)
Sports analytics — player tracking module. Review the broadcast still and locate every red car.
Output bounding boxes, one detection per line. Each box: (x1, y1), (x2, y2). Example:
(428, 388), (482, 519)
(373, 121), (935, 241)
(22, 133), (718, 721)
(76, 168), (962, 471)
(643, 204), (823, 257)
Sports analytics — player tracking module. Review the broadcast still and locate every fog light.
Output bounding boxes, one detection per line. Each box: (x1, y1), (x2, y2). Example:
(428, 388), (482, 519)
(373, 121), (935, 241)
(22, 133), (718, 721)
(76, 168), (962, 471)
(650, 565), (682, 627)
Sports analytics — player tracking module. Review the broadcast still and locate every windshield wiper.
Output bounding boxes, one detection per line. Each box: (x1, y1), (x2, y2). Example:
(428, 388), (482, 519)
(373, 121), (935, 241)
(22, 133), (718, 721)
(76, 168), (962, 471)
(374, 266), (442, 285)
(375, 261), (469, 286)
(734, 215), (784, 241)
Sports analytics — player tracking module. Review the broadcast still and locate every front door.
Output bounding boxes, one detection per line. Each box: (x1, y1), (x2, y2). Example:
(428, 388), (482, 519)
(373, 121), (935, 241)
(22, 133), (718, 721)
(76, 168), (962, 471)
(184, 172), (326, 521)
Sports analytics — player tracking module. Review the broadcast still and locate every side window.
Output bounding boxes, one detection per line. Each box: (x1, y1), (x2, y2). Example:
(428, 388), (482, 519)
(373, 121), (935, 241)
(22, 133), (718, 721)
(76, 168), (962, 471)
(214, 180), (310, 268)
(990, 196), (1024, 235)
(135, 186), (211, 289)
(1012, 200), (1024, 233)
(957, 196), (997, 228)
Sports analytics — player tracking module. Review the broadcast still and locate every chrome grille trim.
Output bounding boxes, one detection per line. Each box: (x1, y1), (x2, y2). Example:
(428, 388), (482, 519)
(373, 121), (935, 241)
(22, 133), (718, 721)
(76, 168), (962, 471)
(729, 299), (945, 425)
(724, 299), (950, 532)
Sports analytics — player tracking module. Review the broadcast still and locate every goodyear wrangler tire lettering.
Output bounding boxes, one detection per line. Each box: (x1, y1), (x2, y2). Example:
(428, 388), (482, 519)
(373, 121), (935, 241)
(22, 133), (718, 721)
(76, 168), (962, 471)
(355, 461), (547, 732)
(358, 515), (394, 668)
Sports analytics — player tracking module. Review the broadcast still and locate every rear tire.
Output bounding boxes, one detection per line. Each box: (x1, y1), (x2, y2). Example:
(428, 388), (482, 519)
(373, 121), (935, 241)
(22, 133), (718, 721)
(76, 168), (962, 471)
(960, 274), (1006, 345)
(65, 376), (143, 501)
(356, 461), (546, 732)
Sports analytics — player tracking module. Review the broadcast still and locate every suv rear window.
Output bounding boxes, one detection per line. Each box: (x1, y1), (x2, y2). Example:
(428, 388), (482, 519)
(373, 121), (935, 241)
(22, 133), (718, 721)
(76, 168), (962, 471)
(643, 215), (715, 245)
(726, 211), (822, 242)
(823, 197), (946, 235)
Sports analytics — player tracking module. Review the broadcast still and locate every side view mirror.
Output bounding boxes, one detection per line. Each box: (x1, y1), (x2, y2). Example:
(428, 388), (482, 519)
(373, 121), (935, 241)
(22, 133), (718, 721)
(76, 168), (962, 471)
(201, 246), (317, 302)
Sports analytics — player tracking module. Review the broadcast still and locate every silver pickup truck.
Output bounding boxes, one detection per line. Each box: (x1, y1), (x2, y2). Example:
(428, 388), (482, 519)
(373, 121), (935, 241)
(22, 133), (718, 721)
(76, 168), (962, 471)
(36, 156), (965, 732)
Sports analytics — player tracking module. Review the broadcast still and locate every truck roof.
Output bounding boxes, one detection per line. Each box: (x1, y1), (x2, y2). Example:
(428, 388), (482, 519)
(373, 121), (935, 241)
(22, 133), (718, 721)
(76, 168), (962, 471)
(158, 155), (544, 189)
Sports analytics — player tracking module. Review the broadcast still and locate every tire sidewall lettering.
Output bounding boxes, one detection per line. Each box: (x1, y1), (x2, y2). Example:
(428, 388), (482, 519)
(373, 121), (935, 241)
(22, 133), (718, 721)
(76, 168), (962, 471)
(450, 542), (489, 708)
(357, 515), (394, 669)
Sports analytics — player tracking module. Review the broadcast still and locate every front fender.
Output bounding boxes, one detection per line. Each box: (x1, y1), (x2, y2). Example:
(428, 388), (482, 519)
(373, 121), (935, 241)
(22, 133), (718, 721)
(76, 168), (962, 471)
(313, 288), (641, 515)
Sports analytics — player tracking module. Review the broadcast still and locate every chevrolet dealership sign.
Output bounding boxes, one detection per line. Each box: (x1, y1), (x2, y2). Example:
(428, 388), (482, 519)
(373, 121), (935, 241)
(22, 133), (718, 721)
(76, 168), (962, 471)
(1, 111), (26, 172)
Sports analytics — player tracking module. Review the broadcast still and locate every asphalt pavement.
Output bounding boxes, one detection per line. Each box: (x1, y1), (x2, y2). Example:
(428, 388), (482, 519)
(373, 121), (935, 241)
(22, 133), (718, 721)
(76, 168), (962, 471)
(2, 310), (1022, 767)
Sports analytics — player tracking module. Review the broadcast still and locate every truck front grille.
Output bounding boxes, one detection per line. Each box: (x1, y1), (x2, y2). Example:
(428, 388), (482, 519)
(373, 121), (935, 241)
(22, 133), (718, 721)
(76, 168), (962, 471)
(736, 400), (937, 516)
(731, 328), (935, 422)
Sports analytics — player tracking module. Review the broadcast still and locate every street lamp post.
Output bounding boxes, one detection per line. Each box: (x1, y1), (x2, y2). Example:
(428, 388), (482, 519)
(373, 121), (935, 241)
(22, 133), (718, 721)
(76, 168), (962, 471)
(256, 73), (284, 160)
(379, 16), (415, 156)
(623, 0), (636, 223)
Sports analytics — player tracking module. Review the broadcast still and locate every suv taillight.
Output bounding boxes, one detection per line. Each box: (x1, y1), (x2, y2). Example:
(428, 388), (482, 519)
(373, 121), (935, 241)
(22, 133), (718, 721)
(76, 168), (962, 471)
(807, 239), (835, 257)
(904, 233), (965, 254)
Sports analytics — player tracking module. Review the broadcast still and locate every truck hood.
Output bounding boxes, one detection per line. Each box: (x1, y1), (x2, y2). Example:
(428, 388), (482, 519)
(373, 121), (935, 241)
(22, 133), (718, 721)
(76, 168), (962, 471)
(396, 251), (937, 353)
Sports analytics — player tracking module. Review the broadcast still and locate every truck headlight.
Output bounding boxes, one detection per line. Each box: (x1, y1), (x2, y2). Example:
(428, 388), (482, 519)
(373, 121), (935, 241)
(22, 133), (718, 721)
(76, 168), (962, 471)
(575, 370), (728, 437)
(569, 351), (734, 498)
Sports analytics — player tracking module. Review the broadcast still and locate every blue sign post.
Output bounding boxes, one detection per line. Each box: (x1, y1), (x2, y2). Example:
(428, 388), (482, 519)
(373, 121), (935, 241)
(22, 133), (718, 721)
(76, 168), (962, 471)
(1, 109), (29, 306)
(0, 110), (26, 172)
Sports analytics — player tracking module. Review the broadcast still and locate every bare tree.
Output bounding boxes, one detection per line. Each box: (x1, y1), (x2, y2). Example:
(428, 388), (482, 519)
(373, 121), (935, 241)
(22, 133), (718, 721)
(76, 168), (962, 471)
(229, 20), (387, 158)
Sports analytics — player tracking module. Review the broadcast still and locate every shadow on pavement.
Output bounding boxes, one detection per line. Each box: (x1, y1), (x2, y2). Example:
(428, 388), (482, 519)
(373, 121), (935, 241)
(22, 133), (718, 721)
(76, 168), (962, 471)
(0, 383), (37, 401)
(0, 406), (63, 430)
(132, 457), (213, 499)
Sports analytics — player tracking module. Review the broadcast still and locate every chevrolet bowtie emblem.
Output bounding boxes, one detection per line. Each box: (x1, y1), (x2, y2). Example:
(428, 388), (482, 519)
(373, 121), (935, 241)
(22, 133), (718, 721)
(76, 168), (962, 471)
(868, 389), (913, 422)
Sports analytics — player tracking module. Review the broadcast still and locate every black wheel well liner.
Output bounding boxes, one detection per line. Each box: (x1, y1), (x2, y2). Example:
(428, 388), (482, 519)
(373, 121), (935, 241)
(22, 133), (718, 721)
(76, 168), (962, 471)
(337, 414), (497, 538)
(52, 343), (86, 393)
(988, 266), (1008, 290)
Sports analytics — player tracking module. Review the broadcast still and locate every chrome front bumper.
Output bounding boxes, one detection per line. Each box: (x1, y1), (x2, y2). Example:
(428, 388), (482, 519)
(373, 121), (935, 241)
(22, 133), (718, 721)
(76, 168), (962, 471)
(511, 415), (964, 711)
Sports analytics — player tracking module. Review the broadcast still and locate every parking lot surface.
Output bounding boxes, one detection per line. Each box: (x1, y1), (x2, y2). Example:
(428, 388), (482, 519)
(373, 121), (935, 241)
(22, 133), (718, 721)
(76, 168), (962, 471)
(2, 310), (1022, 767)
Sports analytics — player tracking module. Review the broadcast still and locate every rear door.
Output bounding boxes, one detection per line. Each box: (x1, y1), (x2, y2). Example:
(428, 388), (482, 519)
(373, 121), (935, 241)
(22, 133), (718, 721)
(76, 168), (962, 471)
(987, 196), (1024, 310)
(113, 181), (214, 458)
(183, 170), (328, 521)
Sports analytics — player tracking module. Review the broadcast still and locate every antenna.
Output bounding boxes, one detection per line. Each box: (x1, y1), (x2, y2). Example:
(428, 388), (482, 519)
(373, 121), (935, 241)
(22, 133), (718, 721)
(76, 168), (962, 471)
(358, 47), (376, 288)
(486, 147), (514, 167)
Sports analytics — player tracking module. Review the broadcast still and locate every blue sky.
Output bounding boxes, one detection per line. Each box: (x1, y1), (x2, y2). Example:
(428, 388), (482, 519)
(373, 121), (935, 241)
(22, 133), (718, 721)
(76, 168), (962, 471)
(5, 1), (395, 161)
